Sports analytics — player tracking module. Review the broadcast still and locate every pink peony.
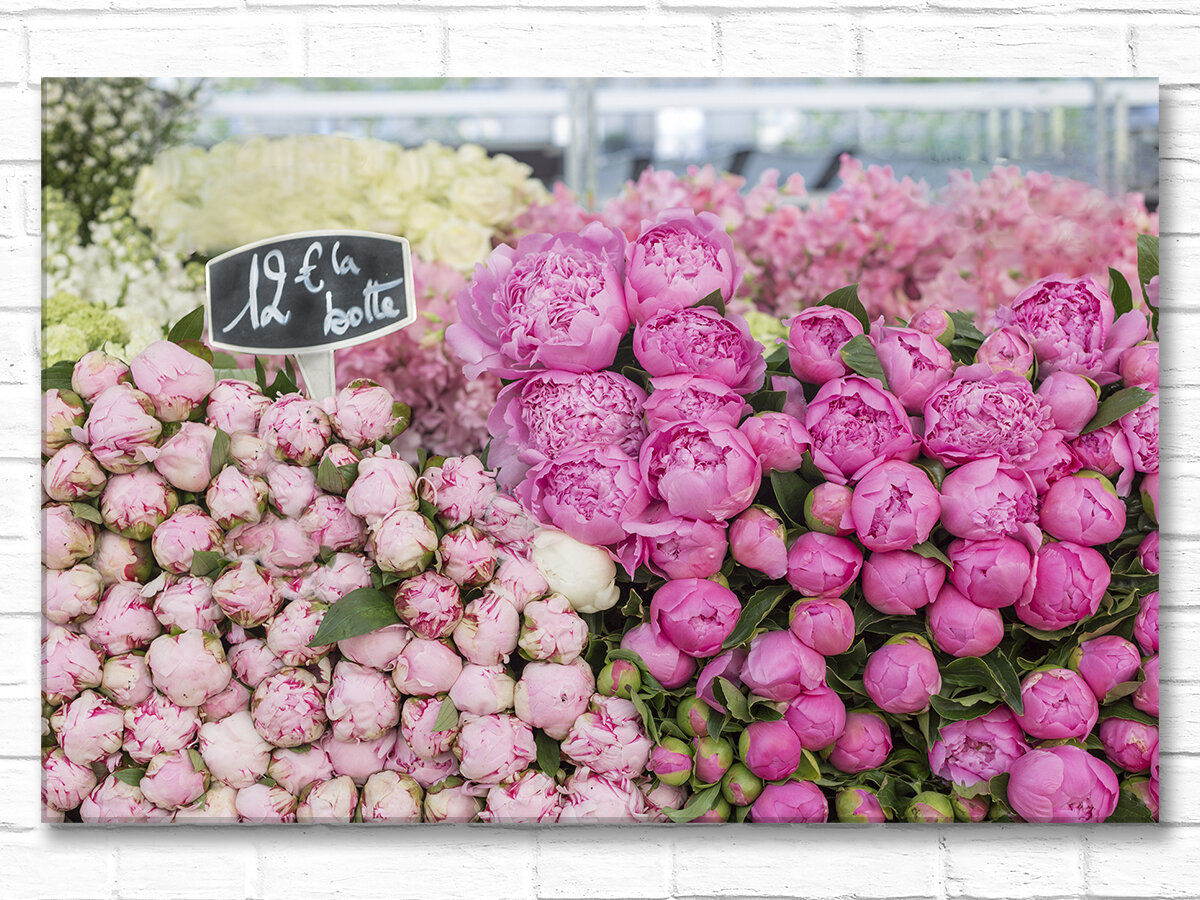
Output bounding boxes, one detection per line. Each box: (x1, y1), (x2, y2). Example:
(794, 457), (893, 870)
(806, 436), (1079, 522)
(561, 696), (652, 778)
(329, 379), (408, 448)
(513, 659), (593, 739)
(784, 306), (863, 385)
(259, 394), (332, 466)
(927, 583), (1005, 658)
(252, 668), (329, 748)
(872, 325), (954, 413)
(828, 711), (892, 774)
(785, 531), (863, 598)
(938, 457), (1038, 540)
(481, 770), (562, 823)
(850, 459), (941, 552)
(643, 374), (746, 431)
(729, 506), (788, 578)
(648, 578), (741, 658)
(1013, 669), (1099, 740)
(861, 549), (945, 615)
(146, 629), (232, 707)
(863, 634), (942, 714)
(123, 691), (202, 764)
(922, 372), (1051, 466)
(51, 690), (124, 766)
(82, 582), (162, 655)
(130, 339), (215, 421)
(1016, 541), (1110, 632)
(633, 305), (765, 395)
(619, 623), (696, 690)
(205, 378), (271, 434)
(75, 384), (161, 474)
(451, 663), (518, 718)
(740, 630), (826, 702)
(1006, 745), (1118, 822)
(455, 713), (537, 784)
(928, 706), (1031, 786)
(344, 454), (419, 523)
(804, 376), (917, 483)
(151, 504), (223, 575)
(325, 661), (401, 743)
(71, 351), (130, 404)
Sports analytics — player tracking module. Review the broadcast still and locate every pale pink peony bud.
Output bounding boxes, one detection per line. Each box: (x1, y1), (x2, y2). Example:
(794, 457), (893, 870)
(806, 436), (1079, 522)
(261, 517), (320, 574)
(300, 495), (367, 553)
(453, 591), (521, 666)
(101, 652), (155, 708)
(140, 748), (209, 810)
(43, 747), (97, 812)
(420, 455), (497, 527)
(154, 423), (217, 493)
(123, 691), (202, 763)
(481, 770), (562, 823)
(439, 525), (497, 587)
(42, 626), (103, 705)
(308, 551), (373, 604)
(42, 388), (87, 457)
(205, 466), (268, 530)
(151, 575), (222, 633)
(325, 661), (401, 742)
(297, 775), (359, 823)
(330, 379), (409, 448)
(235, 782), (298, 823)
(338, 623), (411, 671)
(518, 594), (588, 663)
(171, 782), (239, 823)
(265, 464), (319, 519)
(212, 560), (283, 627)
(475, 492), (539, 550)
(42, 503), (96, 570)
(80, 774), (172, 823)
(130, 339), (215, 422)
(360, 770), (423, 822)
(387, 732), (458, 788)
(344, 454), (419, 524)
(43, 563), (103, 625)
(72, 350), (131, 403)
(229, 432), (275, 477)
(82, 582), (162, 654)
(91, 530), (155, 585)
(99, 465), (179, 541)
(559, 769), (646, 822)
(266, 598), (330, 666)
(146, 629), (233, 707)
(252, 667), (329, 748)
(151, 504), (223, 575)
(400, 696), (459, 761)
(488, 552), (549, 613)
(455, 713), (537, 784)
(268, 744), (335, 796)
(561, 695), (653, 778)
(201, 678), (252, 722)
(76, 384), (162, 474)
(205, 379), (271, 434)
(392, 638), (463, 697)
(369, 509), (438, 576)
(43, 443), (107, 502)
(259, 393), (332, 466)
(394, 570), (463, 640)
(50, 689), (124, 765)
(227, 638), (284, 689)
(451, 664), (517, 718)
(513, 659), (594, 740)
(321, 730), (396, 786)
(199, 710), (272, 788)
(423, 778), (482, 822)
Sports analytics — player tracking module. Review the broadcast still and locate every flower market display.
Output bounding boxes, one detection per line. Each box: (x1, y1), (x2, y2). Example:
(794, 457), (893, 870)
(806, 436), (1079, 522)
(43, 203), (1160, 822)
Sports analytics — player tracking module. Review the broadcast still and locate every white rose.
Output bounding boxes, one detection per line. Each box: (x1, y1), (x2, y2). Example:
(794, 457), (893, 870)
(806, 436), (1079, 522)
(448, 176), (520, 227)
(416, 218), (494, 271)
(531, 529), (619, 615)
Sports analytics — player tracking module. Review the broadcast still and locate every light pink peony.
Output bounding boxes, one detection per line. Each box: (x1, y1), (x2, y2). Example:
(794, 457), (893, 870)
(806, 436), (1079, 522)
(259, 394), (332, 466)
(80, 775), (171, 823)
(804, 375), (917, 483)
(42, 503), (96, 570)
(519, 594), (588, 663)
(82, 582), (162, 655)
(360, 770), (423, 822)
(146, 629), (232, 707)
(513, 659), (593, 739)
(100, 465), (179, 541)
(76, 384), (161, 474)
(299, 494), (367, 553)
(91, 530), (154, 585)
(558, 769), (646, 822)
(561, 696), (652, 778)
(344, 454), (419, 523)
(201, 679), (252, 721)
(267, 744), (335, 797)
(252, 668), (329, 748)
(227, 638), (284, 689)
(729, 505), (788, 578)
(153, 423), (217, 493)
(123, 691), (202, 764)
(368, 509), (438, 576)
(266, 598), (330, 666)
(325, 661), (401, 742)
(42, 443), (107, 502)
(205, 378), (271, 434)
(928, 706), (1030, 786)
(455, 713), (537, 784)
(634, 305), (765, 395)
(330, 379), (409, 448)
(438, 525), (497, 588)
(51, 690), (124, 765)
(392, 638), (463, 697)
(43, 748), (98, 813)
(453, 591), (521, 667)
(235, 783), (297, 823)
(619, 622), (696, 690)
(338, 623), (411, 671)
(212, 560), (283, 627)
(423, 779), (482, 822)
(199, 709), (272, 788)
(140, 748), (209, 810)
(151, 504), (223, 575)
(43, 388), (87, 456)
(101, 652), (154, 708)
(400, 696), (459, 761)
(481, 769), (563, 823)
(308, 552), (374, 604)
(42, 626), (103, 705)
(130, 339), (215, 421)
(43, 563), (103, 625)
(296, 774), (359, 823)
(643, 374), (746, 432)
(71, 350), (130, 403)
(419, 455), (497, 527)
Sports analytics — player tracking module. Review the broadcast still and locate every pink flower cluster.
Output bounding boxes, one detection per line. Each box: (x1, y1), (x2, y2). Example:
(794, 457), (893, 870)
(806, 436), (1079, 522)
(456, 214), (1159, 823)
(43, 340), (662, 823)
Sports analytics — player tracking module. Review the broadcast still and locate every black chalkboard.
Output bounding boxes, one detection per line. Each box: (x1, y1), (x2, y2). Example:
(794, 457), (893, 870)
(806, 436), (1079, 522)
(205, 231), (416, 355)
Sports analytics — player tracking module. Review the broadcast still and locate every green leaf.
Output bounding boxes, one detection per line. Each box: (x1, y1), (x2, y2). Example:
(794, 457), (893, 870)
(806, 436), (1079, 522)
(631, 691), (660, 743)
(112, 767), (146, 787)
(189, 549), (224, 578)
(839, 334), (888, 388)
(174, 339), (213, 365)
(1110, 785), (1156, 822)
(70, 502), (104, 525)
(42, 360), (76, 393)
(535, 730), (560, 777)
(316, 456), (346, 494)
(209, 427), (231, 480)
(432, 697), (459, 732)
(695, 288), (727, 316)
(1137, 233), (1159, 295)
(748, 390), (787, 414)
(1098, 698), (1157, 727)
(769, 470), (811, 527)
(188, 748), (206, 773)
(794, 749), (822, 782)
(817, 284), (870, 333)
(713, 677), (752, 722)
(662, 783), (722, 823)
(722, 584), (792, 649)
(947, 311), (985, 346)
(940, 652), (1024, 715)
(1083, 387), (1154, 434)
(910, 540), (952, 568)
(1109, 267), (1134, 317)
(338, 463), (360, 488)
(1102, 680), (1144, 704)
(167, 305), (206, 344)
(307, 587), (400, 646)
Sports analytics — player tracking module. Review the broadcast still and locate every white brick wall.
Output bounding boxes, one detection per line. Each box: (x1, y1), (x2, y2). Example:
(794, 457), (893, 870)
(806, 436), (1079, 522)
(3, 3), (1193, 897)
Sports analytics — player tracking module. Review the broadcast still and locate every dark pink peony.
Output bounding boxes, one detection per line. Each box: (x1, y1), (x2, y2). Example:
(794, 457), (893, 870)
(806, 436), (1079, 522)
(633, 306), (765, 395)
(922, 372), (1051, 466)
(519, 444), (649, 546)
(639, 420), (761, 523)
(804, 376), (917, 484)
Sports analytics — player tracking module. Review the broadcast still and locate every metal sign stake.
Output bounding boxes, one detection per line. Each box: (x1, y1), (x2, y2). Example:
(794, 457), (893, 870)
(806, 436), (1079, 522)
(296, 351), (337, 402)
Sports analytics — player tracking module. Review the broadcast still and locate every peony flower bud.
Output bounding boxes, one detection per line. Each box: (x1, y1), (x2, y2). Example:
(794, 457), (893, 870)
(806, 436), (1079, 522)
(267, 745), (335, 797)
(360, 770), (423, 822)
(369, 509), (438, 576)
(596, 659), (641, 700)
(338, 623), (411, 672)
(513, 659), (593, 740)
(330, 378), (409, 447)
(130, 340), (215, 422)
(749, 781), (828, 822)
(1013, 668), (1099, 739)
(266, 598), (330, 666)
(1134, 590), (1158, 656)
(50, 689), (124, 765)
(140, 748), (208, 811)
(205, 466), (268, 530)
(259, 394), (332, 466)
(861, 549), (945, 615)
(151, 504), (223, 575)
(42, 388), (87, 457)
(1133, 654), (1159, 717)
(785, 306), (862, 385)
(561, 695), (652, 778)
(835, 786), (887, 823)
(785, 531), (862, 598)
(297, 775), (358, 824)
(946, 536), (1033, 610)
(438, 524), (497, 587)
(299, 494), (367, 553)
(452, 663), (517, 717)
(201, 678), (252, 722)
(101, 652), (155, 708)
(939, 457), (1038, 540)
(43, 748), (97, 813)
(1138, 531), (1159, 575)
(322, 730), (396, 786)
(400, 696), (459, 761)
(863, 633), (941, 714)
(92, 530), (154, 585)
(205, 378), (271, 434)
(1006, 744), (1118, 822)
(77, 385), (162, 474)
(740, 411), (810, 475)
(1037, 372), (1100, 437)
(252, 668), (329, 748)
(212, 559), (283, 628)
(235, 782), (298, 823)
(325, 661), (401, 743)
(648, 578), (741, 659)
(99, 465), (178, 541)
(906, 791), (955, 823)
(43, 563), (103, 625)
(392, 638), (463, 697)
(1016, 541), (1110, 632)
(80, 774), (171, 823)
(422, 777), (481, 822)
(42, 626), (103, 705)
(850, 460), (941, 552)
(738, 720), (803, 781)
(146, 629), (233, 707)
(804, 482), (855, 537)
(927, 583), (1005, 658)
(619, 623), (696, 690)
(395, 571), (463, 641)
(1070, 635), (1142, 702)
(42, 504), (96, 570)
(740, 630), (825, 703)
(788, 596), (855, 657)
(692, 734), (735, 784)
(729, 506), (789, 578)
(828, 711), (892, 773)
(558, 769), (647, 822)
(419, 454), (497, 528)
(480, 770), (562, 823)
(453, 592), (520, 667)
(154, 423), (217, 493)
(1040, 471), (1126, 546)
(1099, 718), (1158, 772)
(227, 638), (284, 689)
(455, 713), (537, 784)
(873, 325), (954, 413)
(783, 685), (847, 751)
(43, 443), (107, 502)
(928, 706), (1030, 785)
(82, 582), (162, 655)
(531, 528), (619, 614)
(123, 691), (202, 764)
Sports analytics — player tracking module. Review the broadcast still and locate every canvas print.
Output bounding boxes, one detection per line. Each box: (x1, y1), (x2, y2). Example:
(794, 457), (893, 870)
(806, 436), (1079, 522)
(41, 77), (1160, 824)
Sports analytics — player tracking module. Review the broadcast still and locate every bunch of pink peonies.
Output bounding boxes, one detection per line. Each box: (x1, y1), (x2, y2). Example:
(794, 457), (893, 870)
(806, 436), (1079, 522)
(42, 337), (664, 824)
(451, 215), (1161, 824)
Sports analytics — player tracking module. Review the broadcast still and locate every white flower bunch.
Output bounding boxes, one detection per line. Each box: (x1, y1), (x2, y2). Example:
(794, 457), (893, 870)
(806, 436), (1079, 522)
(131, 136), (550, 270)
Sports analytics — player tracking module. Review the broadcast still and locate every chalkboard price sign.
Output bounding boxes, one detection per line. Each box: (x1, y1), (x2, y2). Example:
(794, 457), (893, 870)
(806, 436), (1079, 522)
(204, 230), (416, 356)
